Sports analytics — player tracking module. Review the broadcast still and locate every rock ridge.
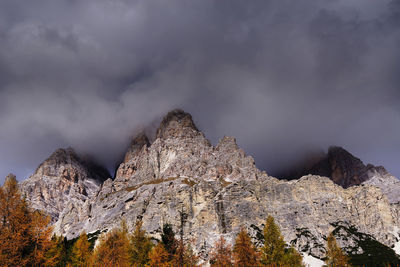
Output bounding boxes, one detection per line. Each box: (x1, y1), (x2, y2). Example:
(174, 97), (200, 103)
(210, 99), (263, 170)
(20, 109), (400, 263)
(21, 147), (110, 222)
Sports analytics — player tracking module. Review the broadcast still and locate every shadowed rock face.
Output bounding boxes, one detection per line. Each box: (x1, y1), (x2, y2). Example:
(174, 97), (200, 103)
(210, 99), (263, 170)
(279, 146), (387, 188)
(21, 110), (400, 262)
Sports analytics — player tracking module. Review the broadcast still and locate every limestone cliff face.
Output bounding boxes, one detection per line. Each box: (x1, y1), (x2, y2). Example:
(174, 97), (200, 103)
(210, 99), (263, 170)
(21, 148), (110, 222)
(21, 109), (400, 261)
(114, 109), (261, 191)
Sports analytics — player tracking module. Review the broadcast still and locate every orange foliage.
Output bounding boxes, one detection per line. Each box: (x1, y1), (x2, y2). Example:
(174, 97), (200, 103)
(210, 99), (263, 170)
(71, 231), (92, 267)
(92, 225), (130, 267)
(209, 236), (234, 267)
(0, 174), (53, 267)
(148, 242), (173, 267)
(233, 228), (260, 267)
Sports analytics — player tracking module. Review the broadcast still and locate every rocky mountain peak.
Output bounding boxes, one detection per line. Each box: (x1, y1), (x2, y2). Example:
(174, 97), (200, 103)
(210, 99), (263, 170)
(279, 146), (372, 188)
(325, 146), (369, 188)
(21, 147), (110, 222)
(34, 147), (110, 183)
(19, 109), (400, 264)
(156, 109), (199, 139)
(124, 132), (150, 163)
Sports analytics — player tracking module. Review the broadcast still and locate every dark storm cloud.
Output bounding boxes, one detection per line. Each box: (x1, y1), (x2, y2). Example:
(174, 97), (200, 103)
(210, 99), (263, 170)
(0, 0), (399, 182)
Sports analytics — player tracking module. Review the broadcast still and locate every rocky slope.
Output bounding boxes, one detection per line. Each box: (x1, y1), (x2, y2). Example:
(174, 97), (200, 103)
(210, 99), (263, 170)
(21, 109), (400, 263)
(21, 148), (110, 222)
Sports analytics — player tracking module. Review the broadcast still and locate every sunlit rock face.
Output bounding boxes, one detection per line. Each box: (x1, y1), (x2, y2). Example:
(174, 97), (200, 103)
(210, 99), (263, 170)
(22, 109), (400, 262)
(20, 148), (110, 223)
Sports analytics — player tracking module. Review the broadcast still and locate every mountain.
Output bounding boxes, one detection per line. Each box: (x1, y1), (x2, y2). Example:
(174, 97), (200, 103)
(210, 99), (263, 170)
(279, 145), (400, 205)
(280, 146), (394, 187)
(21, 147), (110, 222)
(21, 109), (400, 265)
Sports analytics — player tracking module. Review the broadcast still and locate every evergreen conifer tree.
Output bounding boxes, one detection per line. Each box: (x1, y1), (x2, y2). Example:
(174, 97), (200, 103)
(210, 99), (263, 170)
(161, 223), (177, 261)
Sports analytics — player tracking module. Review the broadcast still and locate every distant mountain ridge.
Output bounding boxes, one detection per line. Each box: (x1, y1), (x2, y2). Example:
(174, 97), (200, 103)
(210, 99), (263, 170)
(20, 109), (400, 265)
(280, 146), (393, 189)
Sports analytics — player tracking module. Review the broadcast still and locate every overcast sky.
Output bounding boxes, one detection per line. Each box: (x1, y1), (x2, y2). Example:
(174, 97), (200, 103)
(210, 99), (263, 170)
(0, 0), (399, 183)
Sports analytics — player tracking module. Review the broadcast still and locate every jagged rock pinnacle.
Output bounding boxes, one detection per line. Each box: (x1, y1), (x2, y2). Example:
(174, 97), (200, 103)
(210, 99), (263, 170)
(279, 146), (374, 188)
(326, 146), (369, 187)
(21, 148), (111, 223)
(156, 109), (199, 139)
(124, 132), (150, 163)
(20, 109), (400, 262)
(34, 147), (110, 183)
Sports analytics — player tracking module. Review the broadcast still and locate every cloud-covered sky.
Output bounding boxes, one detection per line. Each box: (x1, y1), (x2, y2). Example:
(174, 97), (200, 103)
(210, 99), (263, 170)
(0, 0), (399, 183)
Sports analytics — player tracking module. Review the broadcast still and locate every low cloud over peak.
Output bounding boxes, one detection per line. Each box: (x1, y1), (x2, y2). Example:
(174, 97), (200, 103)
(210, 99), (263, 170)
(0, 0), (399, 182)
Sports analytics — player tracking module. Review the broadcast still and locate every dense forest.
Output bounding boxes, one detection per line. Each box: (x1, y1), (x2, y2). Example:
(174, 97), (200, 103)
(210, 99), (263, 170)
(0, 175), (350, 267)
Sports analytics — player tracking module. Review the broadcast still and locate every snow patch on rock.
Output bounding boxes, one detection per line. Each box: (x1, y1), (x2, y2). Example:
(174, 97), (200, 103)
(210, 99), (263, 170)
(302, 253), (324, 267)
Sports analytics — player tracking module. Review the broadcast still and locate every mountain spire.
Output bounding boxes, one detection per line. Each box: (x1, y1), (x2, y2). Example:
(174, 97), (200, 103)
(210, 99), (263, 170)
(156, 109), (199, 139)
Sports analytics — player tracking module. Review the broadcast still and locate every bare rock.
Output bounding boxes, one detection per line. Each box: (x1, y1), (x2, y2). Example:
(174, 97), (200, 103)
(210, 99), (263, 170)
(21, 110), (400, 262)
(21, 148), (110, 222)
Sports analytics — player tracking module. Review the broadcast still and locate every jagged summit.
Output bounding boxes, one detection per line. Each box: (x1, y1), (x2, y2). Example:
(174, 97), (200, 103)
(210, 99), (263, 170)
(280, 146), (385, 188)
(156, 109), (199, 139)
(19, 109), (400, 264)
(21, 147), (110, 222)
(305, 146), (370, 188)
(124, 132), (150, 163)
(34, 147), (110, 183)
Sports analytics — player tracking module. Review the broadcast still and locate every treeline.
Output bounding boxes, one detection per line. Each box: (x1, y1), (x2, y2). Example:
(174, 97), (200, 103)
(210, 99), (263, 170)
(0, 175), (350, 267)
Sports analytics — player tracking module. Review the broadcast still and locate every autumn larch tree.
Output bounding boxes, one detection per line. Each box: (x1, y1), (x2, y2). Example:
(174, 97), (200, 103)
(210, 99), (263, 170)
(129, 220), (153, 266)
(182, 243), (199, 267)
(0, 174), (31, 266)
(324, 232), (351, 267)
(260, 215), (304, 267)
(45, 235), (68, 267)
(29, 209), (53, 266)
(0, 174), (54, 267)
(281, 246), (304, 267)
(148, 242), (172, 267)
(233, 228), (260, 267)
(260, 215), (286, 265)
(209, 236), (234, 267)
(172, 241), (199, 267)
(71, 231), (92, 267)
(92, 222), (130, 267)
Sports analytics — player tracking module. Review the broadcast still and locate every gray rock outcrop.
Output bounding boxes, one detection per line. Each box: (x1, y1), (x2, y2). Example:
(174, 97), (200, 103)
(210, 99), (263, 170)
(21, 109), (400, 261)
(21, 148), (110, 223)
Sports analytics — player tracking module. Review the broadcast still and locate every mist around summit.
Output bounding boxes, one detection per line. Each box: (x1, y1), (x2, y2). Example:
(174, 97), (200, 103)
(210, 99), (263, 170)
(0, 0), (399, 183)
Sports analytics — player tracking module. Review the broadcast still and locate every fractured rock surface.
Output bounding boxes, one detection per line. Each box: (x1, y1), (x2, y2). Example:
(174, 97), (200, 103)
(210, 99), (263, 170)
(21, 109), (400, 261)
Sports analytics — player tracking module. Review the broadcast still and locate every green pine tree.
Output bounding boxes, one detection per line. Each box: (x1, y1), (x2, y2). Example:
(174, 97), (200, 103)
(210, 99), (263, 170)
(161, 223), (177, 261)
